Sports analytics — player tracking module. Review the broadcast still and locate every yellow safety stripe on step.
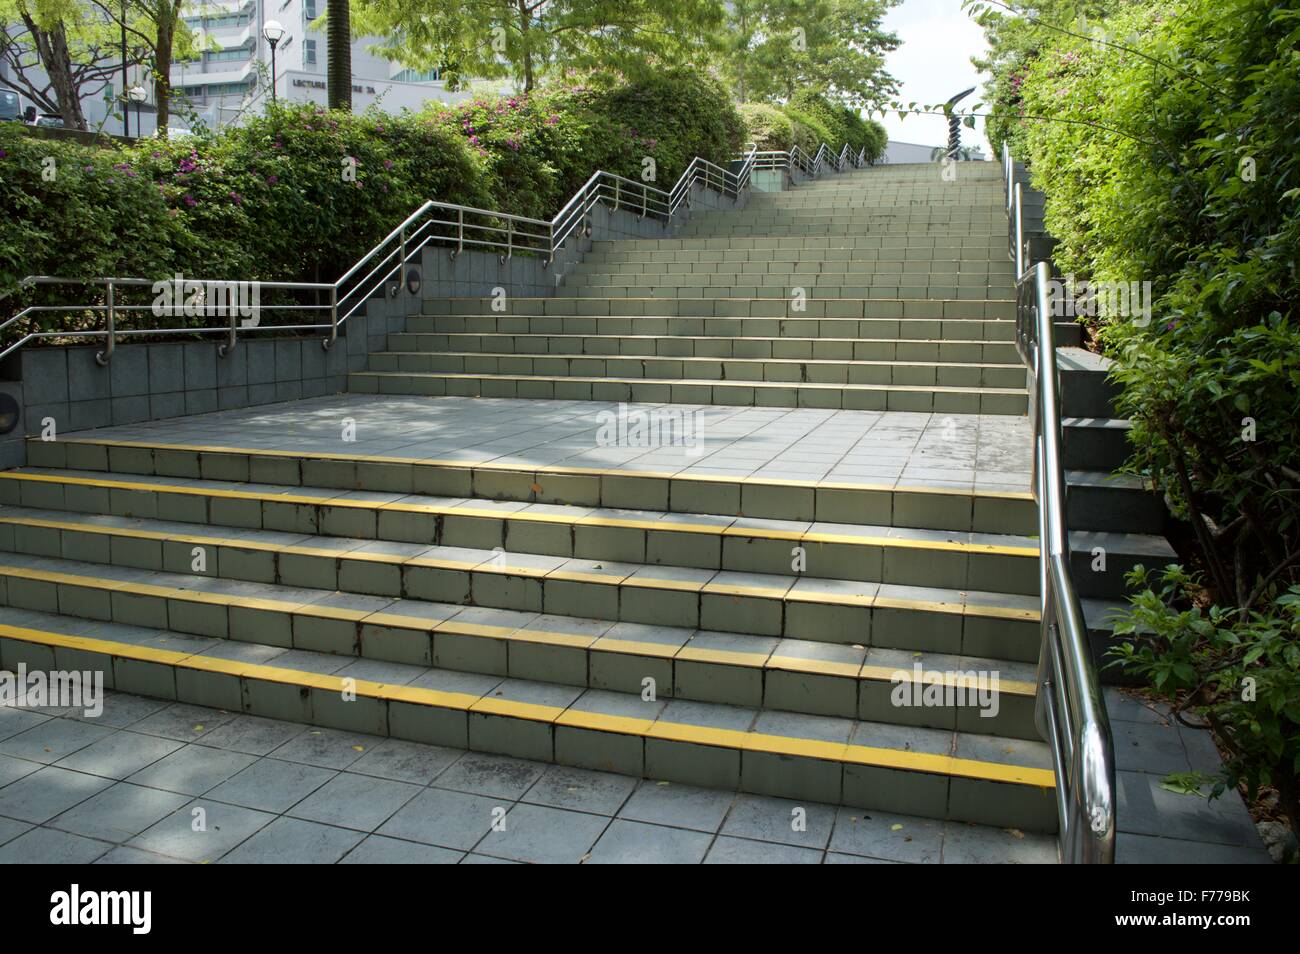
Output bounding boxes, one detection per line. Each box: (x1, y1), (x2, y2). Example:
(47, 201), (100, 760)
(37, 437), (1035, 502)
(0, 515), (1042, 624)
(0, 475), (1037, 559)
(0, 559), (1041, 702)
(855, 662), (1036, 697)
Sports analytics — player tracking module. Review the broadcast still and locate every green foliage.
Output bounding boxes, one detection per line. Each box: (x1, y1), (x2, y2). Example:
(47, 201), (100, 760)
(720, 0), (900, 107)
(1110, 566), (1300, 823)
(351, 0), (724, 92)
(0, 70), (742, 296)
(787, 89), (886, 159)
(739, 102), (795, 150)
(974, 0), (1300, 826)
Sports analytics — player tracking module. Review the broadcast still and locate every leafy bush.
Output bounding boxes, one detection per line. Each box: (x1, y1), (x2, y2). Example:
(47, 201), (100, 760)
(739, 103), (795, 151)
(1110, 566), (1300, 832)
(975, 0), (1300, 828)
(1, 68), (743, 301)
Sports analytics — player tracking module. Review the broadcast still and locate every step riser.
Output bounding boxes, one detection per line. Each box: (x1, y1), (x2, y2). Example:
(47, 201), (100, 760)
(366, 353), (1028, 389)
(563, 285), (1015, 301)
(26, 440), (1041, 535)
(409, 316), (1020, 342)
(1063, 421), (1131, 473)
(0, 628), (1057, 829)
(386, 333), (1023, 364)
(0, 479), (1041, 594)
(417, 300), (1017, 321)
(348, 372), (1029, 415)
(0, 559), (1038, 739)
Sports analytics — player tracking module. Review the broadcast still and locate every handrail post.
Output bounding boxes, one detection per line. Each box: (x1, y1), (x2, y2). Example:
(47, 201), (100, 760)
(324, 284), (338, 350)
(95, 280), (115, 366)
(1013, 183), (1025, 277)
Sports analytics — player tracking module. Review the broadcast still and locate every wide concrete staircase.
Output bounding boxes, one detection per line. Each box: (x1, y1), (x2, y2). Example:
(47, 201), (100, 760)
(0, 162), (1167, 837)
(350, 164), (1061, 415)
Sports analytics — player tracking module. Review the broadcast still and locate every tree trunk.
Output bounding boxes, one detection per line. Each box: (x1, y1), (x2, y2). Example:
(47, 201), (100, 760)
(19, 11), (87, 129)
(154, 17), (173, 137)
(517, 0), (533, 92)
(328, 0), (352, 111)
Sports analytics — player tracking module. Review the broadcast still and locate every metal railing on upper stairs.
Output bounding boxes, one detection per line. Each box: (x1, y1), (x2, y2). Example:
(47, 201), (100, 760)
(0, 139), (866, 365)
(1003, 142), (1117, 864)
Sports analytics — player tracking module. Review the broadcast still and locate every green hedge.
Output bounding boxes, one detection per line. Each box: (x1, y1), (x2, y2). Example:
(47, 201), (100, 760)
(0, 69), (743, 294)
(988, 0), (1300, 824)
(738, 94), (886, 163)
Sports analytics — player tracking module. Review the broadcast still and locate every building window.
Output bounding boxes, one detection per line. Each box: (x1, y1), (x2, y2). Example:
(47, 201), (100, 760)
(304, 39), (316, 66)
(304, 0), (319, 20)
(393, 67), (443, 83)
(208, 45), (253, 63)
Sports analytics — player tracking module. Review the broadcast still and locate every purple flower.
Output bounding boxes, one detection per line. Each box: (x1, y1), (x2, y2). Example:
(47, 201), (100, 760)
(266, 174), (279, 185)
(183, 194), (197, 207)
(229, 190), (243, 204)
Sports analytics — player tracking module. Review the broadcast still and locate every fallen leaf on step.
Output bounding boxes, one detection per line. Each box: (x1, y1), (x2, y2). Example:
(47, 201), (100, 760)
(1007, 828), (1025, 839)
(352, 745), (365, 752)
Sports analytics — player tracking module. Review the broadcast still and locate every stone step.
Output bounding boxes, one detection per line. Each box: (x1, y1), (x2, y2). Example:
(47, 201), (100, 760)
(364, 352), (1029, 390)
(567, 259), (1014, 276)
(1062, 417), (1132, 473)
(562, 282), (1016, 302)
(385, 332), (1023, 365)
(0, 508), (1041, 659)
(588, 238), (1006, 253)
(27, 436), (1042, 534)
(0, 609), (1058, 827)
(409, 314), (1020, 344)
(347, 370), (1030, 415)
(418, 297), (1016, 322)
(0, 470), (1043, 593)
(0, 542), (1039, 739)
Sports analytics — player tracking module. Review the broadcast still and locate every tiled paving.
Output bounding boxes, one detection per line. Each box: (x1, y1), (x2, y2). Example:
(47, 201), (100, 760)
(0, 685), (1270, 863)
(0, 688), (1058, 864)
(54, 394), (1033, 493)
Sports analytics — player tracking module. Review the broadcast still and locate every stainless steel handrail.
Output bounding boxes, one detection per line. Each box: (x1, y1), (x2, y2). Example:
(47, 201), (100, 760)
(1, 139), (859, 364)
(1004, 141), (1116, 864)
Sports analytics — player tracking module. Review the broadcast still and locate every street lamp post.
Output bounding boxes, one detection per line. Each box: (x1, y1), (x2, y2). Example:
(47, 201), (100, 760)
(262, 20), (285, 104)
(128, 85), (147, 138)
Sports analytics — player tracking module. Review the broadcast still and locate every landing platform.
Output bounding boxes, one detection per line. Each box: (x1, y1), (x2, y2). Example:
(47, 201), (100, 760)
(45, 395), (1033, 495)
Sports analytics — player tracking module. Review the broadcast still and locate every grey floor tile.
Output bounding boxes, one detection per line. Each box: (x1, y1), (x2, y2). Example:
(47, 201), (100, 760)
(218, 817), (365, 864)
(521, 765), (638, 816)
(435, 752), (547, 800)
(829, 807), (943, 863)
(195, 715), (308, 756)
(0, 707), (52, 741)
(128, 703), (236, 742)
(0, 765), (114, 823)
(377, 788), (502, 851)
(128, 799), (274, 863)
(1116, 832), (1270, 864)
(586, 819), (712, 864)
(54, 730), (184, 780)
(204, 758), (337, 814)
(48, 782), (190, 843)
(0, 825), (113, 864)
(127, 745), (258, 796)
(0, 718), (115, 765)
(0, 752), (42, 788)
(1116, 770), (1262, 848)
(288, 772), (422, 832)
(719, 793), (836, 849)
(340, 835), (464, 864)
(941, 821), (1059, 864)
(270, 728), (383, 770)
(618, 780), (736, 833)
(459, 852), (523, 864)
(704, 835), (823, 864)
(0, 815), (33, 845)
(70, 692), (172, 728)
(346, 738), (462, 785)
(476, 803), (610, 863)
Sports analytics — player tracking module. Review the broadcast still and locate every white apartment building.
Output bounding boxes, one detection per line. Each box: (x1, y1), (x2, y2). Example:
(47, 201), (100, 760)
(168, 0), (471, 133)
(0, 0), (469, 136)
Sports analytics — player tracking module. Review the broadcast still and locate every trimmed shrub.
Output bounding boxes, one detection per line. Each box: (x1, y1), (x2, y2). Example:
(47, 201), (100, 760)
(739, 103), (795, 151)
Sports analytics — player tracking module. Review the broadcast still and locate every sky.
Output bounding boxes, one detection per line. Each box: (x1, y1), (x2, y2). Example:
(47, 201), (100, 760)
(877, 0), (993, 156)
